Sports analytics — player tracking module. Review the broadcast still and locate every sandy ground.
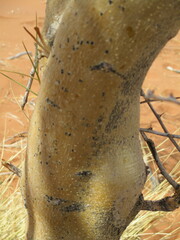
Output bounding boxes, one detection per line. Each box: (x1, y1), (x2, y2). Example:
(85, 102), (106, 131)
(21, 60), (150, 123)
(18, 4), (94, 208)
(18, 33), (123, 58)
(0, 1), (179, 239)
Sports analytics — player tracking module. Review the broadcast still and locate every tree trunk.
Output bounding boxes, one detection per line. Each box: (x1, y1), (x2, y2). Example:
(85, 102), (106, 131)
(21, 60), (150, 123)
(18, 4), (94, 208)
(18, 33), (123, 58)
(21, 1), (180, 239)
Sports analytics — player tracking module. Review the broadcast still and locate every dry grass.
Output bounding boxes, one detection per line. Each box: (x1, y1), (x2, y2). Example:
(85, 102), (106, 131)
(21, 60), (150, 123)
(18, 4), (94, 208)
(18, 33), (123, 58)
(0, 138), (27, 240)
(0, 131), (179, 240)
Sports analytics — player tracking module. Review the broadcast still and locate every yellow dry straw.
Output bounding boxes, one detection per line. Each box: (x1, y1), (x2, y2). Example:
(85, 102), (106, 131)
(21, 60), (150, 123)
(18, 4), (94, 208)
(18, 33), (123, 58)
(0, 134), (179, 240)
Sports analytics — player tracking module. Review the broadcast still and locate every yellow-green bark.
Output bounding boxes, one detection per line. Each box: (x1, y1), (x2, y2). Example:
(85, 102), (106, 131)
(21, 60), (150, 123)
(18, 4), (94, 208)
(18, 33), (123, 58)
(22, 1), (180, 239)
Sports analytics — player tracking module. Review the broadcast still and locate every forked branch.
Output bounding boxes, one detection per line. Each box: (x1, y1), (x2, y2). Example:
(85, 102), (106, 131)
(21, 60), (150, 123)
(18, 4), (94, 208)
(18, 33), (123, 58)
(140, 131), (180, 212)
(141, 89), (180, 152)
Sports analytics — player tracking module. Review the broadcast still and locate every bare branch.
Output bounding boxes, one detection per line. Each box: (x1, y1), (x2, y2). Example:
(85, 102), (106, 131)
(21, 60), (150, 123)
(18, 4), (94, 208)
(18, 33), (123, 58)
(140, 96), (180, 104)
(141, 89), (180, 152)
(140, 191), (180, 212)
(140, 131), (179, 190)
(143, 90), (180, 105)
(140, 128), (180, 139)
(21, 46), (39, 110)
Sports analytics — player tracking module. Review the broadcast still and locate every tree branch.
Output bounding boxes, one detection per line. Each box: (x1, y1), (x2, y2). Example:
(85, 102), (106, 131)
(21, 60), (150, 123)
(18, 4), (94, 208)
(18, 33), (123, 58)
(140, 191), (180, 212)
(140, 128), (180, 139)
(143, 90), (180, 105)
(141, 89), (180, 152)
(140, 131), (179, 190)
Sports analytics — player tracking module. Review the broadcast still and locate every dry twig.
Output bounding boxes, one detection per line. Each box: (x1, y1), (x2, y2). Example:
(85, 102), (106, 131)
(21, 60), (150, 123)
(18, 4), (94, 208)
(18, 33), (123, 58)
(143, 90), (180, 105)
(140, 192), (180, 212)
(140, 131), (179, 190)
(21, 50), (39, 110)
(1, 159), (22, 177)
(141, 89), (180, 152)
(139, 128), (180, 139)
(139, 131), (180, 212)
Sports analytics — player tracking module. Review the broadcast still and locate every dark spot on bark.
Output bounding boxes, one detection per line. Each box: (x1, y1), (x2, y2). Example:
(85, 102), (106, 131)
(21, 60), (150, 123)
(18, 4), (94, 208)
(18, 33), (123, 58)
(46, 98), (61, 110)
(56, 80), (61, 85)
(67, 72), (71, 76)
(48, 155), (51, 158)
(92, 136), (98, 141)
(100, 12), (104, 16)
(105, 101), (126, 133)
(90, 41), (94, 45)
(46, 162), (49, 165)
(102, 92), (105, 97)
(86, 41), (89, 44)
(75, 171), (92, 177)
(62, 203), (86, 212)
(61, 69), (64, 74)
(105, 50), (109, 54)
(67, 37), (70, 43)
(45, 195), (86, 212)
(109, 0), (113, 4)
(97, 116), (104, 123)
(119, 5), (125, 11)
(80, 40), (83, 45)
(45, 195), (67, 205)
(79, 79), (83, 83)
(52, 54), (55, 58)
(90, 62), (113, 71)
(65, 132), (72, 136)
(90, 62), (127, 80)
(61, 87), (68, 92)
(126, 26), (135, 38)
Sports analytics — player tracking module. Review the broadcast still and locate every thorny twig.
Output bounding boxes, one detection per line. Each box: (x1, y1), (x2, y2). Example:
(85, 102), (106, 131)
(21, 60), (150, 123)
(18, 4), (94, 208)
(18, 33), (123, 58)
(143, 90), (180, 105)
(21, 47), (39, 110)
(141, 89), (180, 152)
(140, 131), (179, 190)
(21, 26), (50, 109)
(140, 88), (180, 212)
(140, 128), (180, 139)
(140, 96), (180, 104)
(140, 132), (180, 212)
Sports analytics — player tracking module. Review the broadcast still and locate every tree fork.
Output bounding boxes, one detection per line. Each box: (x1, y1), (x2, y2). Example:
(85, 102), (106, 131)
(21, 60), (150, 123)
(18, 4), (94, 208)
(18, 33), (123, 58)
(21, 1), (180, 239)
